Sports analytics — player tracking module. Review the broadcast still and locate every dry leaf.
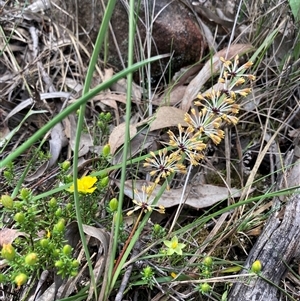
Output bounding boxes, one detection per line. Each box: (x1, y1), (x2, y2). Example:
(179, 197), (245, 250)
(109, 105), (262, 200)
(181, 44), (254, 112)
(26, 122), (68, 181)
(0, 124), (10, 147)
(82, 224), (109, 251)
(82, 224), (109, 301)
(93, 91), (122, 124)
(4, 92), (72, 123)
(67, 114), (94, 157)
(111, 78), (142, 102)
(109, 123), (137, 155)
(0, 228), (27, 246)
(103, 68), (114, 82)
(289, 128), (300, 138)
(64, 78), (83, 93)
(123, 180), (246, 209)
(148, 106), (188, 131)
(153, 85), (187, 106)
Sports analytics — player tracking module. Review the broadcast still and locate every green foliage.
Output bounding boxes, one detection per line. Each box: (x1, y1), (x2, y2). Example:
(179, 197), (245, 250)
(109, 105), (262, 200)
(0, 189), (76, 286)
(0, 168), (110, 287)
(289, 0), (300, 21)
(141, 266), (155, 289)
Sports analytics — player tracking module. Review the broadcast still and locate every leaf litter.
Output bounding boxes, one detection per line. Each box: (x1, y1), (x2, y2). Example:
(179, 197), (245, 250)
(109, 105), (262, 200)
(122, 180), (247, 209)
(1, 0), (300, 300)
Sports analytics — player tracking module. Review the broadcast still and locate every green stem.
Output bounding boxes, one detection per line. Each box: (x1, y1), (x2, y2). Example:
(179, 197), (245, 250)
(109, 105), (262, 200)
(112, 210), (143, 276)
(72, 1), (118, 299)
(108, 0), (137, 294)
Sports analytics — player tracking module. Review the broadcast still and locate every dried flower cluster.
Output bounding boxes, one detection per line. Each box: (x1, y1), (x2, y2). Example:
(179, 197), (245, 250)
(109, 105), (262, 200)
(147, 56), (254, 177)
(129, 55), (255, 215)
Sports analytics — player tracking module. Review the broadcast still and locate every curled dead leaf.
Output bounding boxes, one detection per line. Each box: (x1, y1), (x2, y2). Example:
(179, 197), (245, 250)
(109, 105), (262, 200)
(0, 228), (28, 247)
(109, 123), (137, 155)
(148, 106), (188, 131)
(122, 180), (247, 209)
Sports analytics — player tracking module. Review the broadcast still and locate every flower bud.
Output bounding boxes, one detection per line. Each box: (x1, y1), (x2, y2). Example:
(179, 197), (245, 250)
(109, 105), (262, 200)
(1, 244), (16, 261)
(97, 120), (104, 128)
(153, 224), (163, 235)
(53, 219), (65, 233)
(105, 112), (111, 121)
(202, 256), (213, 268)
(102, 144), (111, 157)
(113, 212), (123, 223)
(109, 198), (118, 212)
(14, 212), (25, 223)
(66, 203), (72, 211)
(19, 188), (31, 200)
(64, 174), (73, 183)
(55, 208), (62, 217)
(3, 170), (11, 179)
(61, 161), (71, 171)
(40, 238), (49, 248)
(14, 273), (28, 287)
(25, 253), (38, 266)
(53, 249), (60, 258)
(72, 259), (80, 268)
(199, 283), (211, 294)
(202, 268), (211, 278)
(55, 260), (64, 268)
(70, 270), (78, 276)
(1, 195), (13, 209)
(142, 266), (153, 278)
(62, 244), (72, 256)
(100, 176), (109, 188)
(251, 260), (262, 274)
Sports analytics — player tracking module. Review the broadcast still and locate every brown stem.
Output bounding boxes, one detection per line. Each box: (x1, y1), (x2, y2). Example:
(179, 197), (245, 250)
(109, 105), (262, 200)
(112, 210), (143, 276)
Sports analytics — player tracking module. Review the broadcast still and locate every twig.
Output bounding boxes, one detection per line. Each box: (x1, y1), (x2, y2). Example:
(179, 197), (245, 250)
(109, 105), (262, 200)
(115, 242), (140, 301)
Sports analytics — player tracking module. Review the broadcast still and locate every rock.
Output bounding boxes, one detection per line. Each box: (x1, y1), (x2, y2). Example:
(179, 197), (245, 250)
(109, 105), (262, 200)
(52, 0), (206, 81)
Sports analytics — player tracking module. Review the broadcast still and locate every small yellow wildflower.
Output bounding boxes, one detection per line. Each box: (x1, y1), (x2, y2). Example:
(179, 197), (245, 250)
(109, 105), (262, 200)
(1, 244), (16, 261)
(14, 273), (28, 288)
(163, 236), (186, 255)
(170, 272), (177, 279)
(251, 260), (262, 274)
(67, 176), (97, 194)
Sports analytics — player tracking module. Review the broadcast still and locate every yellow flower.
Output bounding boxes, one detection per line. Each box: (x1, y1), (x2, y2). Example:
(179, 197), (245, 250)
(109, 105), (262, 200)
(251, 260), (262, 274)
(163, 236), (186, 255)
(170, 272), (177, 279)
(67, 176), (97, 194)
(1, 244), (15, 261)
(14, 273), (28, 288)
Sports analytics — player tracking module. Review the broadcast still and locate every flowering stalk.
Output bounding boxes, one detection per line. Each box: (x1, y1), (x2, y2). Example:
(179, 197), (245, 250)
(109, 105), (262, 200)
(112, 209), (143, 277)
(112, 184), (165, 276)
(144, 55), (255, 185)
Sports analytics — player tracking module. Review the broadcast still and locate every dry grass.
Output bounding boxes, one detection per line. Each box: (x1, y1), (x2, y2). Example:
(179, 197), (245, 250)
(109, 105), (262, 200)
(0, 0), (299, 300)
